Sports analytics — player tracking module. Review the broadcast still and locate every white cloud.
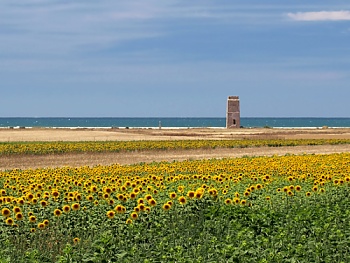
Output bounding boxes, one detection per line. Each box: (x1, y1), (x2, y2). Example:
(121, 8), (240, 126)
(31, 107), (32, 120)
(287, 11), (350, 21)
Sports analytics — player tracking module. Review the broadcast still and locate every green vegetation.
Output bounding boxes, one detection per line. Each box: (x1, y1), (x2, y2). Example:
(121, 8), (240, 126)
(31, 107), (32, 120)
(0, 153), (350, 262)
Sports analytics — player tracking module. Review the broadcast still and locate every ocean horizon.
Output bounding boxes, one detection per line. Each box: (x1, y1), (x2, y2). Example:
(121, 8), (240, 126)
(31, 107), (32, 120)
(1, 117), (350, 129)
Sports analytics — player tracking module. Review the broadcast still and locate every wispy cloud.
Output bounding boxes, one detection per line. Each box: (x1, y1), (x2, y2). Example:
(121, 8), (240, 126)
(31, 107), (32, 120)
(287, 11), (350, 21)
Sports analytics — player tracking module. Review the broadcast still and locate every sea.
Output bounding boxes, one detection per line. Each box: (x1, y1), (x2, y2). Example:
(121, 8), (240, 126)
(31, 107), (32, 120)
(0, 117), (350, 129)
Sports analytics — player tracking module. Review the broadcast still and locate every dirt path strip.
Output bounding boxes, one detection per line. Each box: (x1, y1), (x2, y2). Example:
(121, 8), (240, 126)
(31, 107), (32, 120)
(1, 144), (349, 171)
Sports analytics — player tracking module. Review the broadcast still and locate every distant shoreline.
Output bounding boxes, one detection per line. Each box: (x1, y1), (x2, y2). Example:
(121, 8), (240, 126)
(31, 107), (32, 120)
(0, 126), (349, 130)
(1, 117), (350, 129)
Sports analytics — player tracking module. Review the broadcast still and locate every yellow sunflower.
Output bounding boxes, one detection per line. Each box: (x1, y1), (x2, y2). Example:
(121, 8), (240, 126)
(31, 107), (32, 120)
(106, 210), (115, 219)
(162, 203), (171, 211)
(54, 209), (62, 217)
(15, 212), (24, 221)
(62, 205), (70, 213)
(1, 208), (11, 218)
(5, 217), (14, 226)
(71, 203), (80, 211)
(130, 212), (138, 220)
(178, 196), (186, 205)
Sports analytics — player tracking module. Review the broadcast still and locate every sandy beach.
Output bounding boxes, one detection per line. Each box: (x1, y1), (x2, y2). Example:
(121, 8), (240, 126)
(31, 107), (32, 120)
(1, 127), (350, 170)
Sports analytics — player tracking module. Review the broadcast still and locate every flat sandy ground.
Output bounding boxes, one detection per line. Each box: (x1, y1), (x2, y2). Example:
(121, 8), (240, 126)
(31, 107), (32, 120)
(1, 127), (350, 170)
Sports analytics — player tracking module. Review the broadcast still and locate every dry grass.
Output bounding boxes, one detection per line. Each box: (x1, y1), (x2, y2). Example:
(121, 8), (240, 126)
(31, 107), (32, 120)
(1, 127), (350, 142)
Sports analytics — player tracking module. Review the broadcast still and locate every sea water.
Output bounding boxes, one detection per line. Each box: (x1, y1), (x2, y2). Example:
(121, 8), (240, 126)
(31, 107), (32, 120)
(1, 117), (350, 128)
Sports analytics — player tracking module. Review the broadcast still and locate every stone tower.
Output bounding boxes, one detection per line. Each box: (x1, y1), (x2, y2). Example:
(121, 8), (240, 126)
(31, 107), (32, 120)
(226, 96), (240, 128)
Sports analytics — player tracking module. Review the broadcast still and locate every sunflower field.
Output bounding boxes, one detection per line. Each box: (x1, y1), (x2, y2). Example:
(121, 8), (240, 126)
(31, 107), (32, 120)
(1, 152), (350, 262)
(0, 138), (349, 155)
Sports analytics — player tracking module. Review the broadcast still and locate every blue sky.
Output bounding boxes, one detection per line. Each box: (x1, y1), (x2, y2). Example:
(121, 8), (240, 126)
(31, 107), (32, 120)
(1, 0), (350, 117)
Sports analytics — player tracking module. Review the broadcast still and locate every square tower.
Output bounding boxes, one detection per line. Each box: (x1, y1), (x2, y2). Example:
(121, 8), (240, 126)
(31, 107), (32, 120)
(226, 96), (240, 128)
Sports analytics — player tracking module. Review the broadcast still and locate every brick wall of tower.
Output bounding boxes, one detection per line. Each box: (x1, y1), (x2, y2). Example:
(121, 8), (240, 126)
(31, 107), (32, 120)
(226, 96), (240, 128)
